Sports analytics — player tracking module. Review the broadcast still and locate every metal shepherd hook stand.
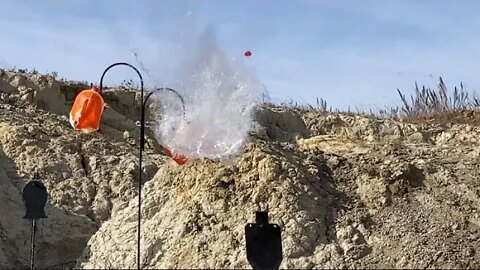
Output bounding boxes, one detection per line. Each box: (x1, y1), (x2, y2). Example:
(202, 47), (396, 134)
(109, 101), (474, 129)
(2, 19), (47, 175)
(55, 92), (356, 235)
(99, 62), (185, 269)
(99, 62), (144, 269)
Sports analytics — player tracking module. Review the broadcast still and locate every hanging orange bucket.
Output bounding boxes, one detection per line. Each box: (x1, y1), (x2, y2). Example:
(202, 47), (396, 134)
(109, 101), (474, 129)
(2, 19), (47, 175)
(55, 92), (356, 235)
(69, 86), (105, 133)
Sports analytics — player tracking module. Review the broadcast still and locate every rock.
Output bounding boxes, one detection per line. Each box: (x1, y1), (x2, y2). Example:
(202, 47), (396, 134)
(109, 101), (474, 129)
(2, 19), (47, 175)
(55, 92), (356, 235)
(101, 90), (141, 122)
(77, 141), (329, 269)
(436, 131), (455, 144)
(1, 70), (480, 269)
(0, 78), (17, 94)
(101, 106), (137, 132)
(0, 71), (67, 115)
(254, 107), (310, 141)
(20, 92), (34, 103)
(407, 132), (425, 143)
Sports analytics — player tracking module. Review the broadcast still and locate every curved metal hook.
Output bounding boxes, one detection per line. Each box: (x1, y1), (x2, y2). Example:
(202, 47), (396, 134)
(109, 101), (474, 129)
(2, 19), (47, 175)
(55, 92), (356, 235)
(143, 87), (186, 118)
(156, 88), (186, 114)
(99, 62), (144, 93)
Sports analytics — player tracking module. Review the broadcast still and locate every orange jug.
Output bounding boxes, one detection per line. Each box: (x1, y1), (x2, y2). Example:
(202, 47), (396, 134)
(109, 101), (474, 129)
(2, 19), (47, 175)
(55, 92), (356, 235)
(69, 86), (105, 133)
(162, 146), (189, 165)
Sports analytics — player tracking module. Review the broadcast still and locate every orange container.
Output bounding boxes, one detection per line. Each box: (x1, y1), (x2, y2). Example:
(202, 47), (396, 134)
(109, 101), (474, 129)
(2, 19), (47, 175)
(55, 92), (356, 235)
(69, 86), (188, 165)
(69, 86), (105, 133)
(162, 147), (189, 165)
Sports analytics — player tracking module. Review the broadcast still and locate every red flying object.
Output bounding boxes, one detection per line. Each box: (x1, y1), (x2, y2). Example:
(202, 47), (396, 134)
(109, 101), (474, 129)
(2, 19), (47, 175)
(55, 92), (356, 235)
(244, 50), (252, 57)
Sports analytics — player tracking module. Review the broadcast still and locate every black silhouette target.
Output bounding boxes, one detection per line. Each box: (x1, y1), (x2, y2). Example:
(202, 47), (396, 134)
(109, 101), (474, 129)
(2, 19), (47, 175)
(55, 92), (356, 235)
(23, 179), (48, 270)
(23, 180), (48, 219)
(245, 211), (283, 270)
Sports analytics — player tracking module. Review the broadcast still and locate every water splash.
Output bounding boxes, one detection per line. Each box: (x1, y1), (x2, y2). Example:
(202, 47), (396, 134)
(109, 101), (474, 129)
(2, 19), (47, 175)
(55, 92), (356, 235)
(151, 27), (262, 161)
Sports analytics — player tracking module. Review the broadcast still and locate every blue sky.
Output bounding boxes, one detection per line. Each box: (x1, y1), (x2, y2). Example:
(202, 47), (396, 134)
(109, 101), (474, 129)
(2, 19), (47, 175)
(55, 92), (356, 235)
(1, 0), (480, 110)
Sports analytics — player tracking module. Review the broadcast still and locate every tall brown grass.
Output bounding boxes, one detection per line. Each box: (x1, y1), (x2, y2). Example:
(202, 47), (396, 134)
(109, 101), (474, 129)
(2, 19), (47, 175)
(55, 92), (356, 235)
(269, 77), (480, 124)
(385, 77), (480, 122)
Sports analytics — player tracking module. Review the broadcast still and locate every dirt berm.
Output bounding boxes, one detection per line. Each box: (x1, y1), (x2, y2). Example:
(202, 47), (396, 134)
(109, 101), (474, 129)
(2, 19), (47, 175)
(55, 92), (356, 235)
(0, 70), (479, 268)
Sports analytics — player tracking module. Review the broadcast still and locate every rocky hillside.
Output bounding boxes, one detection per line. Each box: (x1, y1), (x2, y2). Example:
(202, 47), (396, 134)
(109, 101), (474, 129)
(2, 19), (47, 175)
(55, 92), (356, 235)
(0, 70), (479, 269)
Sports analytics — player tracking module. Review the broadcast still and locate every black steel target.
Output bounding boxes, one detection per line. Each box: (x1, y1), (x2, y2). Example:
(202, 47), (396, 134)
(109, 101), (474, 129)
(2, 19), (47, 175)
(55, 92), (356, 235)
(23, 174), (48, 270)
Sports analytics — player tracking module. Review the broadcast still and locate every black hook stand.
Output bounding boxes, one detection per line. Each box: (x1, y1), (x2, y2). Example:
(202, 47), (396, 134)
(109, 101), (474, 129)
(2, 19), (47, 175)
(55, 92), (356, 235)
(99, 62), (144, 270)
(151, 87), (186, 118)
(99, 64), (185, 269)
(143, 87), (186, 131)
(22, 175), (48, 270)
(245, 211), (283, 270)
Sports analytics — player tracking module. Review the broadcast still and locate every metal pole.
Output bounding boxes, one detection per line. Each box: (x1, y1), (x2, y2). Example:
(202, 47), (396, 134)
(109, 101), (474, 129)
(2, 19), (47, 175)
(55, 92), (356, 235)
(30, 219), (36, 270)
(99, 64), (186, 269)
(99, 62), (144, 270)
(138, 96), (143, 270)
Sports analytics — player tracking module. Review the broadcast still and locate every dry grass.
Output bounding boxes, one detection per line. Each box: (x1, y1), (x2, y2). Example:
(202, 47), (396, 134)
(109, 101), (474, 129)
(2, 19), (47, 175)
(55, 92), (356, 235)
(268, 96), (385, 118)
(392, 77), (480, 120)
(274, 97), (330, 112)
(269, 77), (480, 125)
(384, 77), (480, 124)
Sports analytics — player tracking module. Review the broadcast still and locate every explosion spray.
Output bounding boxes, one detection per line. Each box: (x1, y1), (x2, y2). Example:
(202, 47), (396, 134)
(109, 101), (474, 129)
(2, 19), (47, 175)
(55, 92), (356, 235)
(140, 27), (262, 162)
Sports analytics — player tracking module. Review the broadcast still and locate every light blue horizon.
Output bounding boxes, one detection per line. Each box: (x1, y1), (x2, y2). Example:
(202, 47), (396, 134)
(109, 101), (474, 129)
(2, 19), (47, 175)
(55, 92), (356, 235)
(1, 0), (480, 110)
